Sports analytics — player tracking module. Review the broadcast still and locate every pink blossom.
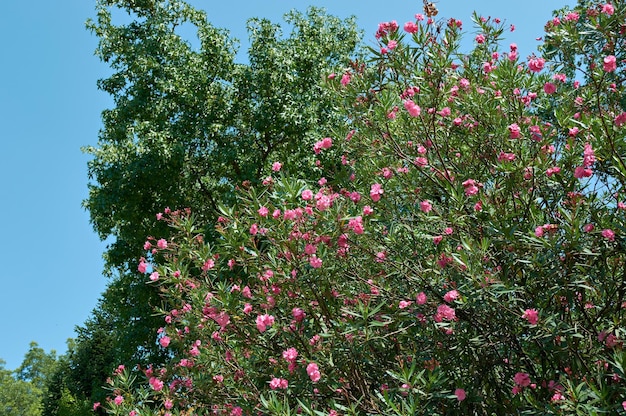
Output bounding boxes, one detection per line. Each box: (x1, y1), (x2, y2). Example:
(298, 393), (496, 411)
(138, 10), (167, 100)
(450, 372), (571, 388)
(309, 255), (323, 268)
(522, 308), (539, 325)
(256, 314), (275, 332)
(164, 399), (174, 410)
(363, 205), (374, 216)
(292, 307), (306, 322)
(149, 377), (164, 391)
(149, 271), (159, 282)
(615, 112), (626, 127)
(404, 21), (418, 33)
(282, 347), (299, 363)
(443, 290), (459, 303)
(514, 372), (531, 388)
(258, 206), (269, 217)
(434, 304), (456, 322)
(306, 362), (321, 382)
(602, 3), (615, 15)
(574, 166), (593, 179)
(603, 55), (617, 72)
(269, 377), (289, 390)
(508, 123), (521, 139)
(370, 183), (384, 202)
(138, 258), (149, 274)
(420, 200), (433, 213)
(272, 161), (282, 172)
(340, 73), (351, 86)
(455, 388), (466, 401)
(159, 336), (170, 348)
(416, 292), (427, 305)
(202, 259), (215, 271)
(475, 34), (485, 44)
(403, 99), (421, 117)
(243, 303), (253, 314)
(157, 238), (168, 249)
(348, 216), (364, 235)
(528, 57), (545, 73)
(602, 229), (616, 241)
(543, 82), (557, 94)
(583, 223), (594, 233)
(301, 189), (313, 201)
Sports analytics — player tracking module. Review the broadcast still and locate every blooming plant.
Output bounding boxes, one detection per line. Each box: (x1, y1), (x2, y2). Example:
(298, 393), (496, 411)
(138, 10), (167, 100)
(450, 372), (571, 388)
(103, 1), (626, 415)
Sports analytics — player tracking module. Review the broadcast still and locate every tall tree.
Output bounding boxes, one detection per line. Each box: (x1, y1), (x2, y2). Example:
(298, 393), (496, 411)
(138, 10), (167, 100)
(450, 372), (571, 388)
(74, 0), (361, 405)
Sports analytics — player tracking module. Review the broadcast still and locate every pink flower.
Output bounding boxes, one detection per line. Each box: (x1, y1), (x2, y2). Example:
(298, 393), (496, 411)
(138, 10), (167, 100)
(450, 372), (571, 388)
(404, 21), (418, 33)
(309, 255), (323, 268)
(269, 377), (289, 390)
(475, 34), (485, 44)
(149, 271), (159, 282)
(149, 376), (164, 391)
(159, 336), (170, 348)
(543, 82), (557, 94)
(138, 258), (149, 274)
(615, 112), (626, 127)
(420, 200), (433, 213)
(243, 303), (253, 314)
(443, 290), (459, 303)
(403, 99), (421, 117)
(282, 347), (299, 363)
(602, 229), (615, 241)
(416, 292), (427, 305)
(164, 399), (174, 410)
(603, 55), (617, 72)
(508, 123), (521, 139)
(522, 308), (539, 325)
(340, 73), (351, 86)
(534, 226), (544, 238)
(202, 259), (215, 271)
(528, 57), (545, 73)
(602, 3), (615, 15)
(348, 216), (364, 234)
(455, 388), (466, 401)
(301, 189), (313, 201)
(363, 205), (374, 216)
(574, 166), (593, 179)
(93, 402), (101, 411)
(258, 206), (269, 217)
(157, 238), (168, 249)
(370, 183), (384, 202)
(514, 372), (531, 388)
(256, 314), (275, 332)
(306, 362), (321, 382)
(434, 304), (456, 322)
(272, 161), (282, 172)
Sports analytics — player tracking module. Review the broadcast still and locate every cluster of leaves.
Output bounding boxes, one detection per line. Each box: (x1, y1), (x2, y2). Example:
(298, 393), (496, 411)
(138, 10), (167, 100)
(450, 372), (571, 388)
(101, 1), (626, 415)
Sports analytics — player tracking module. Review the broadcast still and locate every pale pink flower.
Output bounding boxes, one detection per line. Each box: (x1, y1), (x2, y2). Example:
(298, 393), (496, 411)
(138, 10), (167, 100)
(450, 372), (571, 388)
(309, 255), (323, 268)
(157, 238), (168, 249)
(282, 347), (298, 363)
(272, 161), (282, 172)
(301, 189), (313, 201)
(403, 99), (421, 117)
(434, 304), (456, 322)
(149, 271), (159, 282)
(256, 314), (275, 332)
(602, 3), (614, 15)
(138, 258), (148, 274)
(114, 395), (124, 405)
(269, 377), (288, 389)
(306, 362), (321, 382)
(340, 73), (351, 86)
(416, 292), (427, 305)
(348, 216), (364, 234)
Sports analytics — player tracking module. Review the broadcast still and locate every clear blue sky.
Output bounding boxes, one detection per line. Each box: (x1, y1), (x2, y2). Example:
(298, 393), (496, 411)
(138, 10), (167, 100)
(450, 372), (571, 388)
(0, 0), (572, 370)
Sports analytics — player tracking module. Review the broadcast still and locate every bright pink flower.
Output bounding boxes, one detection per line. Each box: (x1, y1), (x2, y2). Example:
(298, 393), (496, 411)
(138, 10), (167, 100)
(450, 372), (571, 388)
(157, 238), (168, 249)
(420, 200), (433, 213)
(164, 399), (173, 410)
(602, 3), (615, 15)
(309, 255), (323, 268)
(403, 99), (421, 117)
(522, 308), (539, 325)
(543, 82), (557, 94)
(363, 205), (374, 216)
(528, 57), (545, 72)
(243, 303), (252, 314)
(370, 183), (384, 202)
(603, 55), (617, 72)
(282, 347), (299, 363)
(602, 229), (615, 241)
(306, 362), (321, 382)
(574, 166), (593, 179)
(615, 112), (626, 127)
(434, 304), (456, 322)
(292, 307), (306, 322)
(149, 376), (164, 391)
(455, 388), (466, 401)
(269, 377), (288, 389)
(340, 73), (351, 86)
(508, 123), (521, 139)
(475, 34), (485, 44)
(272, 161), (282, 172)
(149, 271), (159, 281)
(348, 216), (364, 234)
(258, 206), (269, 217)
(159, 336), (170, 348)
(256, 314), (275, 332)
(138, 258), (148, 274)
(202, 259), (215, 271)
(301, 189), (313, 201)
(443, 290), (459, 303)
(404, 21), (418, 33)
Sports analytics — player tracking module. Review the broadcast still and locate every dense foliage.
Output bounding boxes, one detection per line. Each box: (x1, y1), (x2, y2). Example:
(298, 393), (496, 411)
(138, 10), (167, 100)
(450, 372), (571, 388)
(63, 0), (362, 408)
(100, 0), (626, 415)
